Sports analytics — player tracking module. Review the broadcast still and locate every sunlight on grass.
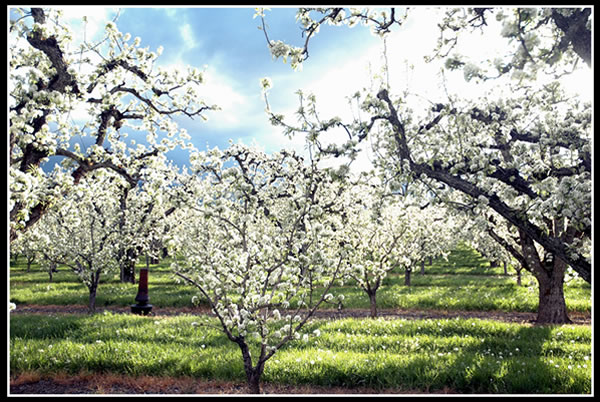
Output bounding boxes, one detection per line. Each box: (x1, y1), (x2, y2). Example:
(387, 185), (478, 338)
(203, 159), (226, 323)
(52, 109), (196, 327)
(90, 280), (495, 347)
(9, 313), (591, 393)
(9, 246), (592, 393)
(9, 247), (591, 314)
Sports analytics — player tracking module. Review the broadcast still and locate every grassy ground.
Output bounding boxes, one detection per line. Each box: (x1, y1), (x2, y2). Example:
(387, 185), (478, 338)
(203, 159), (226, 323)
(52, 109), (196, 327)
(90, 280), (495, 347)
(9, 312), (592, 393)
(8, 245), (592, 314)
(9, 245), (592, 394)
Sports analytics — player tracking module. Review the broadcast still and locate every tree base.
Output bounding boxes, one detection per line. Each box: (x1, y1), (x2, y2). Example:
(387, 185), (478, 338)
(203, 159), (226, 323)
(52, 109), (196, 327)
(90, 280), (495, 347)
(535, 309), (572, 325)
(131, 304), (153, 315)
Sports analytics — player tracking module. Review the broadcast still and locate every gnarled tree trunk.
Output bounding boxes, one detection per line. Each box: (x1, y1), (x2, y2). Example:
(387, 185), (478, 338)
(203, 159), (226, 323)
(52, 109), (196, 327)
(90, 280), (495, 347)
(534, 258), (571, 324)
(519, 229), (572, 325)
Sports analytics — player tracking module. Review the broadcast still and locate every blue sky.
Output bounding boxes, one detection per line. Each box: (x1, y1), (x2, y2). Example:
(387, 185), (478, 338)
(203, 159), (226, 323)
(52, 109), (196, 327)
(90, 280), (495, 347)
(12, 6), (592, 172)
(79, 6), (385, 168)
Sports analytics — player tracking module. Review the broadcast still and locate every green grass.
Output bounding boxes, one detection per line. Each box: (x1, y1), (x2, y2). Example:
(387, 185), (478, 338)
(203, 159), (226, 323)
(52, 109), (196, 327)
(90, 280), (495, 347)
(9, 312), (592, 393)
(9, 245), (592, 393)
(9, 259), (200, 309)
(9, 246), (591, 314)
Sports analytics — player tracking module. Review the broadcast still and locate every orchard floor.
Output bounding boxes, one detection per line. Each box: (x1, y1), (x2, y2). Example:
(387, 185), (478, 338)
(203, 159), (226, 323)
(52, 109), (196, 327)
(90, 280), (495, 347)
(11, 303), (592, 325)
(10, 305), (591, 395)
(10, 372), (459, 395)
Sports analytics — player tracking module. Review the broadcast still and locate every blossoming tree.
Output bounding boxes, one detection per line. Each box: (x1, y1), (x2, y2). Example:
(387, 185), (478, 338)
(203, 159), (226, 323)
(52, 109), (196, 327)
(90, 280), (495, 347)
(430, 8), (591, 81)
(341, 183), (454, 317)
(10, 229), (42, 273)
(371, 85), (590, 324)
(341, 184), (405, 318)
(9, 7), (215, 243)
(167, 144), (348, 394)
(33, 169), (126, 313)
(114, 157), (180, 283)
(258, 7), (591, 324)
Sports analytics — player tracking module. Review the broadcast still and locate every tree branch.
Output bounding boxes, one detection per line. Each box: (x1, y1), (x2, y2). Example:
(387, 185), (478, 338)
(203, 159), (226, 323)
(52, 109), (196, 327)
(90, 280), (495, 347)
(376, 87), (591, 283)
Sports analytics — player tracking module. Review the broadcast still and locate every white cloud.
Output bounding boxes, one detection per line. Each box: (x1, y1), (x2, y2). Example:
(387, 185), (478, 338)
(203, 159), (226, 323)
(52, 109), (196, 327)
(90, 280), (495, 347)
(179, 23), (198, 49)
(263, 10), (444, 127)
(201, 65), (251, 129)
(156, 56), (279, 150)
(163, 8), (178, 18)
(243, 9), (451, 174)
(58, 6), (118, 43)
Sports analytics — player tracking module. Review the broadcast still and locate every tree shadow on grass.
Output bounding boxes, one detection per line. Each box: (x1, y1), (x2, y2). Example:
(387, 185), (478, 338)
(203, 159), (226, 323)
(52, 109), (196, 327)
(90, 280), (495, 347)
(402, 323), (590, 394)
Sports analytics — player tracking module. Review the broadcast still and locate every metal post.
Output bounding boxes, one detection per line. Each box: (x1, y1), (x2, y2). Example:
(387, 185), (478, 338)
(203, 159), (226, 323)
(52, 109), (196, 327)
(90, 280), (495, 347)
(131, 267), (153, 315)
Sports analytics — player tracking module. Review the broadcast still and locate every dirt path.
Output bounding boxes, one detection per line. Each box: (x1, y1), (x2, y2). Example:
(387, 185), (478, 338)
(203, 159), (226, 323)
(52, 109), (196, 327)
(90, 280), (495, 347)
(8, 373), (317, 395)
(11, 303), (591, 325)
(9, 371), (458, 395)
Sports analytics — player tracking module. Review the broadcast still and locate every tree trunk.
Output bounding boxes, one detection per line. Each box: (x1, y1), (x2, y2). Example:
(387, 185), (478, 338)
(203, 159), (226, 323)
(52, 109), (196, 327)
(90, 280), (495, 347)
(535, 259), (571, 324)
(404, 267), (412, 287)
(503, 261), (508, 275)
(119, 246), (138, 283)
(48, 262), (57, 282)
(519, 229), (571, 324)
(238, 339), (265, 394)
(120, 257), (136, 284)
(117, 187), (136, 284)
(367, 290), (377, 318)
(88, 286), (97, 314)
(420, 260), (425, 275)
(246, 369), (262, 394)
(88, 271), (101, 314)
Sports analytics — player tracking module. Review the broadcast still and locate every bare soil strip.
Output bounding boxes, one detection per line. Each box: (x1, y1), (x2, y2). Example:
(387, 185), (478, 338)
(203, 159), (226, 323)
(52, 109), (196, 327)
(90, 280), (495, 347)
(11, 304), (591, 325)
(9, 371), (456, 395)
